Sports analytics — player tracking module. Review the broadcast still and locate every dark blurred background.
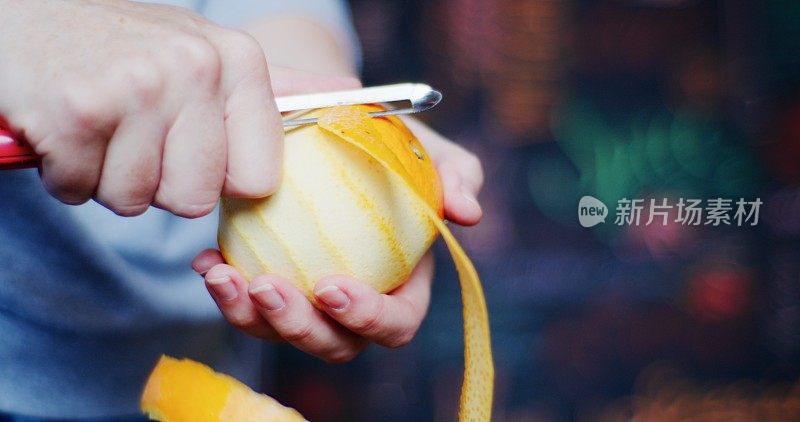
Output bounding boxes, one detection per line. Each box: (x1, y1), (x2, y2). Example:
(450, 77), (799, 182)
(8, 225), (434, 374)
(265, 0), (800, 420)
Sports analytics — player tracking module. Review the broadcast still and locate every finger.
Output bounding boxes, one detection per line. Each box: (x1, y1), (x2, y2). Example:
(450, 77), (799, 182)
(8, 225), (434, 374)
(268, 65), (362, 96)
(191, 248), (224, 275)
(154, 98), (227, 218)
(248, 275), (367, 363)
(204, 264), (279, 340)
(38, 133), (105, 205)
(204, 29), (284, 198)
(94, 114), (165, 216)
(313, 252), (434, 348)
(36, 81), (124, 204)
(438, 158), (483, 226)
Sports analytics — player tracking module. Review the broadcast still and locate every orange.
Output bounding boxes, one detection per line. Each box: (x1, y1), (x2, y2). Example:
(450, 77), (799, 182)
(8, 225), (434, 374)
(218, 105), (442, 297)
(215, 105), (493, 421)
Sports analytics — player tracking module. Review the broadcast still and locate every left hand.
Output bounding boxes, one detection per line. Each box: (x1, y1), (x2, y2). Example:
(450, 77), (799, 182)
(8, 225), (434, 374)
(191, 120), (484, 363)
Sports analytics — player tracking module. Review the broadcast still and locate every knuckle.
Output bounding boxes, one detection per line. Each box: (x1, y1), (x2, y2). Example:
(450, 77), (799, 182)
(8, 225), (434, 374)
(122, 60), (165, 107)
(62, 89), (107, 129)
(280, 321), (315, 343)
(169, 36), (221, 86)
(225, 29), (267, 72)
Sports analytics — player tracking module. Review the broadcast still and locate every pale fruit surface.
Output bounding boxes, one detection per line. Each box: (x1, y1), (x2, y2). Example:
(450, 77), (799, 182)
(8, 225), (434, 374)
(218, 105), (443, 298)
(141, 356), (306, 422)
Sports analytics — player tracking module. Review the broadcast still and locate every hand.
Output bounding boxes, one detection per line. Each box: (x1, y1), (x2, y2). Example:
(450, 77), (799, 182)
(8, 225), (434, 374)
(192, 123), (484, 362)
(0, 0), (357, 217)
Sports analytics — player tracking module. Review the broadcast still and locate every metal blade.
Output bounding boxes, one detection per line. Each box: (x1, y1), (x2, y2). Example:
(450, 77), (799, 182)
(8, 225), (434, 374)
(277, 83), (442, 127)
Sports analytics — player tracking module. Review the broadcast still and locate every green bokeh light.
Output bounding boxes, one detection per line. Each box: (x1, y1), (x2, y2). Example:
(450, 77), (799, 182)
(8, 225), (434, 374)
(528, 98), (762, 231)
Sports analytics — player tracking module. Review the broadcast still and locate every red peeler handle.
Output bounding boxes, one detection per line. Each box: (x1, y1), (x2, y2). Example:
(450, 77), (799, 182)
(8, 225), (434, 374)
(0, 116), (39, 170)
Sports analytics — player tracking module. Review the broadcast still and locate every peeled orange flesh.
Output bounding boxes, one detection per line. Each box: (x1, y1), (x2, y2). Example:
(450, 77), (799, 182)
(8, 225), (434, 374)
(141, 356), (306, 422)
(218, 105), (443, 299)
(216, 105), (494, 421)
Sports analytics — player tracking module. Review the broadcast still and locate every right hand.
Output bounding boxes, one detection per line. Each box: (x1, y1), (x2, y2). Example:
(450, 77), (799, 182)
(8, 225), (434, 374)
(0, 0), (357, 217)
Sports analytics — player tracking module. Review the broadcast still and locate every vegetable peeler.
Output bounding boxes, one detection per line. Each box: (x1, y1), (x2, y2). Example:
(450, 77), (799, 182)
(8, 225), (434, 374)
(0, 83), (442, 170)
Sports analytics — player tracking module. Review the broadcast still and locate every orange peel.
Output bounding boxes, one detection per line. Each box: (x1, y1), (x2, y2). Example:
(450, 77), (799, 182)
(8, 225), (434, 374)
(318, 106), (494, 420)
(141, 356), (306, 422)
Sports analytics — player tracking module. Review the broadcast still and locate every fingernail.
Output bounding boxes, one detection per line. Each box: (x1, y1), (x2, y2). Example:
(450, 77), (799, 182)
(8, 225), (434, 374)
(250, 282), (285, 311)
(461, 185), (482, 213)
(207, 275), (238, 301)
(315, 285), (350, 310)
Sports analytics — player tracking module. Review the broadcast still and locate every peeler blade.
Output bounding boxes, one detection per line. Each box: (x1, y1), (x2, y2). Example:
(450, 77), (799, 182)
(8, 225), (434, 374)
(277, 83), (442, 127)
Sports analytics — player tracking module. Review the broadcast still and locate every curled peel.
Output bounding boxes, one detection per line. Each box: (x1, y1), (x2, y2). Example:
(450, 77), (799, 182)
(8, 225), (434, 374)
(319, 106), (495, 421)
(141, 356), (306, 422)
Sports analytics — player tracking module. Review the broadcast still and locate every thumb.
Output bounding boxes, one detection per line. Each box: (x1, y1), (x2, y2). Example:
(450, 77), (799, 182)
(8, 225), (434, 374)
(268, 65), (361, 96)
